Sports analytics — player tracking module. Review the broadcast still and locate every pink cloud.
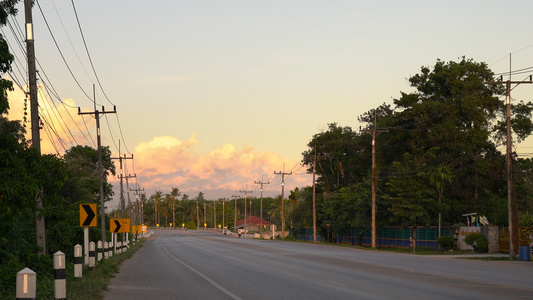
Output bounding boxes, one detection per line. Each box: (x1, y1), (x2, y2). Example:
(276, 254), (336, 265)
(133, 135), (312, 199)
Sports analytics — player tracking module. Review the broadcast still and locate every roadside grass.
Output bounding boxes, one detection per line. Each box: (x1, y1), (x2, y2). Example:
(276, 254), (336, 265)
(67, 238), (145, 300)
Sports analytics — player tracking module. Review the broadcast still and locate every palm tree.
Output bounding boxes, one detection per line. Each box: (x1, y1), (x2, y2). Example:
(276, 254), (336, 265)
(162, 194), (171, 227)
(429, 164), (454, 238)
(171, 187), (181, 227)
(154, 191), (163, 226)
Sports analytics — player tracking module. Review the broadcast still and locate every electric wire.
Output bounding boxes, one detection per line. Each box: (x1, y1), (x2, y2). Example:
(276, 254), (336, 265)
(70, 0), (113, 106)
(35, 0), (95, 104)
(38, 84), (77, 146)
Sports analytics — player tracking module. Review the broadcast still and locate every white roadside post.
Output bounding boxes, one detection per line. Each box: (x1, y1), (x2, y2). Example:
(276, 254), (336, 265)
(53, 251), (66, 299)
(104, 241), (109, 259)
(97, 240), (102, 262)
(74, 244), (82, 278)
(89, 242), (95, 267)
(16, 268), (36, 299)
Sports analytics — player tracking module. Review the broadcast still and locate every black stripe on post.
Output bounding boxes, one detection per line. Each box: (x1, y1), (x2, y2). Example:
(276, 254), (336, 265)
(54, 268), (66, 280)
(74, 256), (82, 264)
(89, 250), (95, 257)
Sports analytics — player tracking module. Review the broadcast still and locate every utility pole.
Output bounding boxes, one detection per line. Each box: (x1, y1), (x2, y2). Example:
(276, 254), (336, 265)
(309, 145), (325, 242)
(254, 178), (270, 239)
(274, 167), (292, 239)
(111, 150), (133, 218)
(79, 99), (117, 243)
(123, 173), (136, 218)
(487, 55), (533, 259)
(239, 189), (253, 234)
(130, 187), (145, 225)
(232, 195), (240, 232)
(361, 113), (388, 248)
(24, 0), (46, 256)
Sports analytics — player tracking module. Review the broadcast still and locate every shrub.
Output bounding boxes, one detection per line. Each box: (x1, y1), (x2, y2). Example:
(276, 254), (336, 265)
(437, 236), (455, 251)
(464, 232), (488, 253)
(519, 214), (533, 226)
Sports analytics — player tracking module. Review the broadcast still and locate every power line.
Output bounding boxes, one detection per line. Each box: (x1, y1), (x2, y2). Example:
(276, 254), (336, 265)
(70, 0), (114, 106)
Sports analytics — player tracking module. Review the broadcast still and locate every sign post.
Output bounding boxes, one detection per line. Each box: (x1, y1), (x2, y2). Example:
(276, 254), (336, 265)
(80, 204), (97, 265)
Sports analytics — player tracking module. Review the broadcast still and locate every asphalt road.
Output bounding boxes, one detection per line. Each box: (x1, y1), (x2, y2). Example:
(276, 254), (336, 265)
(104, 230), (533, 300)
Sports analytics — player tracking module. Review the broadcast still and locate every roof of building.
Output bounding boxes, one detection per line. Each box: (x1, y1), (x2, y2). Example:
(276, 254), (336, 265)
(236, 216), (272, 227)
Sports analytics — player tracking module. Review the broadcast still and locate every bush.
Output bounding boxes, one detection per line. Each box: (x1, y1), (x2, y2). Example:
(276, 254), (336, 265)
(437, 236), (455, 251)
(464, 232), (488, 253)
(519, 214), (533, 226)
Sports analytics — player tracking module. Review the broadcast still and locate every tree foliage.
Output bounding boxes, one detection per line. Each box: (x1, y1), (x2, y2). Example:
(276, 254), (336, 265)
(300, 57), (533, 241)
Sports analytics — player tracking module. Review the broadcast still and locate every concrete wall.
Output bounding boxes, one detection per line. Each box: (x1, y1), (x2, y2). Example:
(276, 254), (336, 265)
(458, 226), (499, 253)
(481, 226), (499, 254)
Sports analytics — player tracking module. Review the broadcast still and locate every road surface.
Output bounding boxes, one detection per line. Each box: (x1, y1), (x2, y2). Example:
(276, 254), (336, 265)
(104, 230), (533, 299)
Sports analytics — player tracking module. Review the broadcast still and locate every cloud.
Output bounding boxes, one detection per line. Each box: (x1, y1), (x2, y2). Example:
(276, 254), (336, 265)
(4, 76), (311, 201)
(133, 134), (311, 199)
(4, 77), (96, 154)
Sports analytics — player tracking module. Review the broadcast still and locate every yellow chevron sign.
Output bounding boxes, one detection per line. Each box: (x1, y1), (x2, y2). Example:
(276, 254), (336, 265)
(79, 204), (97, 227)
(110, 219), (130, 233)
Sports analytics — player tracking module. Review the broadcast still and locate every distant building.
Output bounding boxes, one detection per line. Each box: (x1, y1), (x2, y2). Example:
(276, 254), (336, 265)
(235, 216), (272, 232)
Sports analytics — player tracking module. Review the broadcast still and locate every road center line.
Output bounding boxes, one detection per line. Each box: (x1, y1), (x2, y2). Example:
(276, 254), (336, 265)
(158, 237), (242, 300)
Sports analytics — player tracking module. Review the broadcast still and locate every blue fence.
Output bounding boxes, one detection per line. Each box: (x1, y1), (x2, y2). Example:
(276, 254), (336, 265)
(295, 226), (453, 249)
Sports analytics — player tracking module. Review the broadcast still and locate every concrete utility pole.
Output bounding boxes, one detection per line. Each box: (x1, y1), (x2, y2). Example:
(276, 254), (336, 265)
(130, 187), (144, 225)
(361, 113), (388, 248)
(239, 189), (253, 234)
(274, 167), (292, 239)
(222, 198), (225, 229)
(196, 198), (200, 229)
(487, 55), (533, 259)
(111, 150), (133, 218)
(78, 97), (117, 243)
(309, 145), (325, 242)
(232, 195), (240, 232)
(123, 174), (136, 217)
(254, 178), (270, 239)
(24, 0), (46, 256)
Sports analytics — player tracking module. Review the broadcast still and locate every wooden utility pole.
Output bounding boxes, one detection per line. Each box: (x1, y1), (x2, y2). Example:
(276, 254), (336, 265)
(274, 167), (292, 239)
(239, 189), (253, 234)
(361, 114), (388, 248)
(254, 178), (270, 239)
(487, 55), (533, 259)
(24, 0), (46, 256)
(78, 100), (116, 243)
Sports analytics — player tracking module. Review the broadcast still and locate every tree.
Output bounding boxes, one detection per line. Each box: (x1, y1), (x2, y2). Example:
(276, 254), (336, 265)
(302, 123), (370, 193)
(62, 145), (116, 204)
(153, 191), (163, 226)
(429, 164), (454, 237)
(287, 187), (313, 236)
(386, 149), (438, 253)
(170, 187), (181, 227)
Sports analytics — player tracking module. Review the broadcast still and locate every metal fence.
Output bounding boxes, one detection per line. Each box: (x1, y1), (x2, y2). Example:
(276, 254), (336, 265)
(295, 226), (453, 249)
(498, 226), (533, 252)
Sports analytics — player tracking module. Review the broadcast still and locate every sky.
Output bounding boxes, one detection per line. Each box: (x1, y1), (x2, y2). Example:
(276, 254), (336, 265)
(4, 1), (533, 210)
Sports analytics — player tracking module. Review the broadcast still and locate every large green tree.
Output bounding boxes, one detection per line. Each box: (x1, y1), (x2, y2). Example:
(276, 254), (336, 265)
(300, 58), (533, 244)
